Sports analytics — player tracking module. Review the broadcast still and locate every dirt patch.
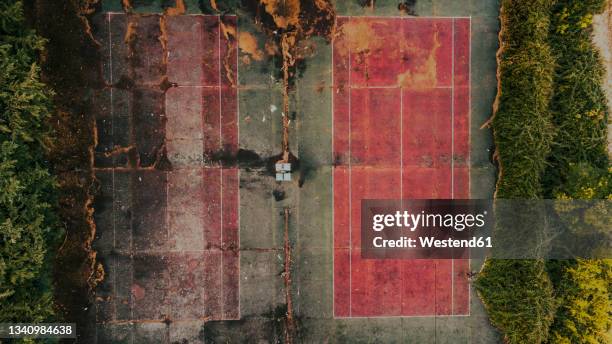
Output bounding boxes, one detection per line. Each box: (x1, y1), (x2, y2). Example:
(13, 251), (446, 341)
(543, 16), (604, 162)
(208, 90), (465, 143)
(398, 0), (417, 15)
(335, 17), (440, 88)
(221, 19), (263, 66)
(122, 0), (132, 12)
(25, 0), (105, 341)
(592, 2), (612, 107)
(335, 19), (383, 55)
(238, 31), (265, 61)
(396, 31), (441, 88)
(260, 0), (300, 29)
(282, 208), (296, 343)
(242, 0), (335, 162)
(592, 2), (612, 154)
(164, 0), (186, 16)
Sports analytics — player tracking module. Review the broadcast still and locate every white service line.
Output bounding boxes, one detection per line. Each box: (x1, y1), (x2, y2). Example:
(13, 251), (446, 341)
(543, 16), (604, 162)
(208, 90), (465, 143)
(451, 17), (456, 315)
(348, 21), (353, 317)
(217, 15), (224, 318)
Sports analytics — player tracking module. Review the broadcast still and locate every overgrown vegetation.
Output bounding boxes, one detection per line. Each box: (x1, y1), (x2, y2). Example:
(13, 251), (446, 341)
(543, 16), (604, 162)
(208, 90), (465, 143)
(491, 0), (556, 200)
(477, 0), (611, 343)
(477, 260), (556, 343)
(547, 259), (611, 344)
(546, 1), (611, 343)
(0, 1), (60, 322)
(544, 0), (610, 196)
(476, 1), (557, 343)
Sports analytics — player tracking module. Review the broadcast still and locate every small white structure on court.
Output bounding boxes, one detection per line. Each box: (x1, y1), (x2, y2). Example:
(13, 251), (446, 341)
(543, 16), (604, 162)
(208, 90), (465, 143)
(275, 163), (291, 181)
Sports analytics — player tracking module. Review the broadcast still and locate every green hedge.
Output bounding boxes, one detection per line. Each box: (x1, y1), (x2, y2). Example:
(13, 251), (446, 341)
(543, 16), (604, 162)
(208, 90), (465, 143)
(544, 0), (609, 196)
(479, 0), (611, 343)
(477, 260), (556, 344)
(545, 1), (611, 343)
(547, 259), (611, 344)
(477, 1), (557, 343)
(548, 163), (610, 344)
(492, 0), (555, 199)
(0, 1), (59, 322)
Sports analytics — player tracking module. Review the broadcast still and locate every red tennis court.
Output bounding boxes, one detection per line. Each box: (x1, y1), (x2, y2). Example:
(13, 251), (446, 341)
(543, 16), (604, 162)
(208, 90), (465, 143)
(332, 17), (471, 317)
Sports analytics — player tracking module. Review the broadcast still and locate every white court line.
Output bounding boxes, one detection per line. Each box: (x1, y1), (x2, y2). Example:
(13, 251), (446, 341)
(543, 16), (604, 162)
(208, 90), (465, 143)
(347, 85), (452, 90)
(108, 12), (475, 19)
(337, 15), (472, 19)
(451, 19), (456, 199)
(400, 90), (403, 199)
(399, 87), (404, 316)
(217, 15), (224, 319)
(175, 85), (226, 88)
(468, 17), (473, 317)
(108, 11), (116, 248)
(107, 12), (222, 17)
(348, 22), (353, 317)
(235, 14), (242, 321)
(107, 12), (116, 338)
(451, 17), (456, 316)
(334, 314), (471, 319)
(331, 16), (335, 318)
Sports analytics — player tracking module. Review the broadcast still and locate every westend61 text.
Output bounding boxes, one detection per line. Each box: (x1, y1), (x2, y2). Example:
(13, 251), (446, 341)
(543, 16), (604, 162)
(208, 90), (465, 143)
(372, 236), (493, 249)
